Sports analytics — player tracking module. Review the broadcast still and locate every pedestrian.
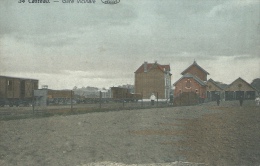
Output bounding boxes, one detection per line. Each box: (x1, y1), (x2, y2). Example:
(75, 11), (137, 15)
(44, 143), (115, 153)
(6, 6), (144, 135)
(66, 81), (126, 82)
(255, 97), (260, 106)
(239, 95), (244, 106)
(150, 93), (156, 106)
(169, 93), (174, 105)
(216, 94), (220, 106)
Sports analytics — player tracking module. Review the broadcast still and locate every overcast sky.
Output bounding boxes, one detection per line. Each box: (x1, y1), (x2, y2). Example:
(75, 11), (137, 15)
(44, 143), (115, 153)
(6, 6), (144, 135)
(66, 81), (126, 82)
(0, 0), (259, 90)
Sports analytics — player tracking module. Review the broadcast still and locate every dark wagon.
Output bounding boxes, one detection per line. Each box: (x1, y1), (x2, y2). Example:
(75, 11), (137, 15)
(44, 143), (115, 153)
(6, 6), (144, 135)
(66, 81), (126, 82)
(111, 87), (142, 102)
(0, 76), (38, 107)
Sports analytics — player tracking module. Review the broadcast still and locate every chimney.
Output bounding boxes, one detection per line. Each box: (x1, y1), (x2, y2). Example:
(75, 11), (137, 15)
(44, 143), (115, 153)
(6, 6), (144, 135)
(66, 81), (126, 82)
(144, 61), (148, 72)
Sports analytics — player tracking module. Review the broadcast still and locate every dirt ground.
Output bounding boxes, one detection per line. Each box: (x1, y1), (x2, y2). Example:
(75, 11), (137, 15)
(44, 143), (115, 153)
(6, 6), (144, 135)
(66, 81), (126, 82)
(0, 100), (259, 166)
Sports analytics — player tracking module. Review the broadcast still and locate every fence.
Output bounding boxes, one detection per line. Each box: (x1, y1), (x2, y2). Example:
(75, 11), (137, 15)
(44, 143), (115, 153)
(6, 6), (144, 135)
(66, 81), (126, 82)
(0, 91), (173, 119)
(1, 91), (258, 120)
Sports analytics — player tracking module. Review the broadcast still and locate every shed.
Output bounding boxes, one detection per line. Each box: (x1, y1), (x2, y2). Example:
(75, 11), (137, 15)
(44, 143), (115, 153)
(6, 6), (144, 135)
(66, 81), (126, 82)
(225, 77), (257, 100)
(206, 78), (227, 101)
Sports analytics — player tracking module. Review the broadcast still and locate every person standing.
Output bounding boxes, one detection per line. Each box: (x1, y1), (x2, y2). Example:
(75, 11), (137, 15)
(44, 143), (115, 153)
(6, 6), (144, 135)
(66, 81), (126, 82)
(169, 93), (174, 105)
(150, 93), (156, 106)
(216, 94), (220, 106)
(239, 95), (244, 106)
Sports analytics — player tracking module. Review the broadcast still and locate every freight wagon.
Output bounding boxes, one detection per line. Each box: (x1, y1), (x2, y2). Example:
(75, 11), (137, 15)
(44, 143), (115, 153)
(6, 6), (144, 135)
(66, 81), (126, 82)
(0, 76), (38, 107)
(111, 87), (142, 102)
(47, 89), (74, 105)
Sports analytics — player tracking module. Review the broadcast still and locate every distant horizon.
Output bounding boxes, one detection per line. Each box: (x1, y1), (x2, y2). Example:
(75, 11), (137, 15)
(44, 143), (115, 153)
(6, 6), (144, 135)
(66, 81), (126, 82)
(1, 59), (259, 90)
(2, 61), (259, 91)
(1, 0), (259, 90)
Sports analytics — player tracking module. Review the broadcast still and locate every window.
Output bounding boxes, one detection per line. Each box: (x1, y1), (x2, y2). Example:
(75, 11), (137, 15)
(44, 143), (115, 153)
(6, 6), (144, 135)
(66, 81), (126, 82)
(8, 80), (13, 91)
(186, 79), (191, 89)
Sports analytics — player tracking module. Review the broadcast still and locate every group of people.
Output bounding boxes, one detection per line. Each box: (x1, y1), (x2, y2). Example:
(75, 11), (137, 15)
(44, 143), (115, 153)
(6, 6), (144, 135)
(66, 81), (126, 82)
(216, 94), (260, 106)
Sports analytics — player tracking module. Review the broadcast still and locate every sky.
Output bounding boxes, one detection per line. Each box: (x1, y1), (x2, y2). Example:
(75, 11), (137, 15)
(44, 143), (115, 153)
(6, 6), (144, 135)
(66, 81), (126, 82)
(0, 0), (259, 90)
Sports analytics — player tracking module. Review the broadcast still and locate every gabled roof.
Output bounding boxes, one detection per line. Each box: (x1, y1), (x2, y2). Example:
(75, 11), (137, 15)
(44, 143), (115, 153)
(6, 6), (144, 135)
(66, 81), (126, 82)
(173, 73), (207, 86)
(135, 62), (171, 74)
(207, 78), (226, 90)
(181, 61), (209, 75)
(226, 77), (258, 91)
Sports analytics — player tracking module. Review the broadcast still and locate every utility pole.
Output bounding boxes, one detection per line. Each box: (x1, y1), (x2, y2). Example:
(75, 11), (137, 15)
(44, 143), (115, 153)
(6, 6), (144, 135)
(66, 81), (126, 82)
(156, 92), (158, 107)
(32, 89), (35, 114)
(71, 90), (73, 112)
(99, 91), (102, 109)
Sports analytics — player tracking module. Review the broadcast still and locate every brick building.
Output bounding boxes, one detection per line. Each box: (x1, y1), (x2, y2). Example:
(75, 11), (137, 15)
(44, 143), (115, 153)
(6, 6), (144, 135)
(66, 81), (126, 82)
(134, 61), (171, 100)
(181, 61), (209, 81)
(173, 61), (209, 99)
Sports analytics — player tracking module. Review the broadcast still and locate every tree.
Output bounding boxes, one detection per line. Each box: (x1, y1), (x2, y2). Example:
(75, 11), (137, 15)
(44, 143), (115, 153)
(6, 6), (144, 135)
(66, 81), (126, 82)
(251, 78), (260, 92)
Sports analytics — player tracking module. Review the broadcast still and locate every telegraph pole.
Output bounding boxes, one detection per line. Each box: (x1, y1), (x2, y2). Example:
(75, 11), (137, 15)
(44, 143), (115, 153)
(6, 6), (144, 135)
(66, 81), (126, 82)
(99, 91), (102, 109)
(157, 92), (158, 107)
(71, 90), (73, 112)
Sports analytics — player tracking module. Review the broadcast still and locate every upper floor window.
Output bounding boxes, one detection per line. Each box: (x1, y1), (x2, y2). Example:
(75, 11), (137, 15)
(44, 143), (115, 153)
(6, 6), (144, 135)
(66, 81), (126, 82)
(186, 79), (191, 89)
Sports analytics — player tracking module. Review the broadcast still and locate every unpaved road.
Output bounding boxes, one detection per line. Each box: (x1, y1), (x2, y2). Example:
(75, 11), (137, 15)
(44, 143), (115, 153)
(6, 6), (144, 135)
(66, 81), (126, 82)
(0, 101), (259, 166)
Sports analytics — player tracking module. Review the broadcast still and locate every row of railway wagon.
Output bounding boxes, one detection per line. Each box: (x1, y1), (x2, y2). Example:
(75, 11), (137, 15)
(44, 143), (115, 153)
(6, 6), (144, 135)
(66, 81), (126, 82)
(0, 76), (38, 107)
(0, 76), (143, 107)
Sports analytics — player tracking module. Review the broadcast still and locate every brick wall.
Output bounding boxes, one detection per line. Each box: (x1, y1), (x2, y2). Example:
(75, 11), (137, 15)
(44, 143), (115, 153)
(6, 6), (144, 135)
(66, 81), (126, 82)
(135, 68), (166, 99)
(174, 78), (206, 98)
(183, 65), (207, 81)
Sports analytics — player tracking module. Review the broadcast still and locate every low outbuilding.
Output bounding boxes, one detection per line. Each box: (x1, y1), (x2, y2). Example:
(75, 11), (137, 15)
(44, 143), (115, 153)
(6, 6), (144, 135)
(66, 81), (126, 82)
(206, 78), (227, 101)
(224, 77), (258, 100)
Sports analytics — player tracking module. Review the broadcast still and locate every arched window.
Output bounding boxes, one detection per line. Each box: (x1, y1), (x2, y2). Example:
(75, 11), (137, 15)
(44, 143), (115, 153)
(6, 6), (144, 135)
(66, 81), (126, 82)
(186, 79), (191, 89)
